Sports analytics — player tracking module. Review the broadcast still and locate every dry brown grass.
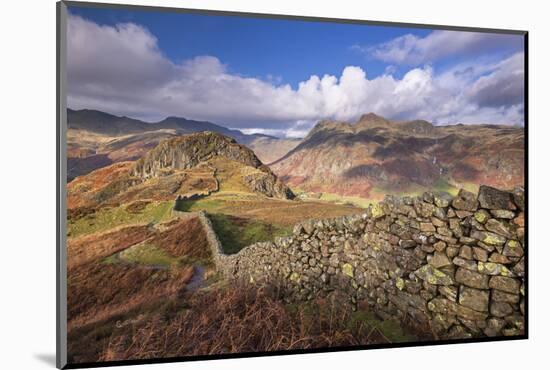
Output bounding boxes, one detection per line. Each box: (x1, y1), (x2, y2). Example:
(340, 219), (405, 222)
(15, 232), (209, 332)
(68, 224), (154, 270)
(67, 263), (194, 331)
(152, 217), (211, 260)
(89, 286), (390, 363)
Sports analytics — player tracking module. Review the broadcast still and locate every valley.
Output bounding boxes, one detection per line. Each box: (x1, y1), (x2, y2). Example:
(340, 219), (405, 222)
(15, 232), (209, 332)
(66, 109), (524, 363)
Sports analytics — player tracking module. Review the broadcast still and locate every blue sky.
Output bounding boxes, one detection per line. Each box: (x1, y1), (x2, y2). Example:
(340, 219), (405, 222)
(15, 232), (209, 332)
(69, 6), (433, 85)
(67, 5), (525, 137)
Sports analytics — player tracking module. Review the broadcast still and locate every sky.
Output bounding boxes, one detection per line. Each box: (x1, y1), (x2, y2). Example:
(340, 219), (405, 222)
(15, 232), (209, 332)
(66, 5), (525, 138)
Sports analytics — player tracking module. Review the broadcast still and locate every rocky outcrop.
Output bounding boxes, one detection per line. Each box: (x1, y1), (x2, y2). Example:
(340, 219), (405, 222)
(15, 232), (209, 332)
(210, 185), (525, 340)
(132, 132), (262, 177)
(132, 132), (294, 199)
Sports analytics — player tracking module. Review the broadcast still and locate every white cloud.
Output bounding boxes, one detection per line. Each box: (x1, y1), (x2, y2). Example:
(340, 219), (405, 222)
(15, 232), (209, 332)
(67, 15), (525, 138)
(364, 30), (523, 65)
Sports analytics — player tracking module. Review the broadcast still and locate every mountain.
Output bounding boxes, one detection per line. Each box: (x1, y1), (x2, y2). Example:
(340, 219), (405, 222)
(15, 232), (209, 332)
(270, 113), (524, 200)
(67, 109), (300, 181)
(68, 132), (293, 210)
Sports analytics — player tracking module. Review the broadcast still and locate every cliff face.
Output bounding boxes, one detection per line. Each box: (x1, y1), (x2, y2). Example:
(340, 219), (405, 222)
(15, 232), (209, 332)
(132, 132), (262, 177)
(132, 132), (294, 199)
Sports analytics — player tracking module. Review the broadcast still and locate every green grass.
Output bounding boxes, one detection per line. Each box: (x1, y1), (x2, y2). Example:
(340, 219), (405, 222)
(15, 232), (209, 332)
(118, 243), (177, 267)
(208, 213), (291, 254)
(68, 201), (174, 237)
(317, 192), (373, 208)
(348, 310), (417, 343)
(174, 197), (226, 213)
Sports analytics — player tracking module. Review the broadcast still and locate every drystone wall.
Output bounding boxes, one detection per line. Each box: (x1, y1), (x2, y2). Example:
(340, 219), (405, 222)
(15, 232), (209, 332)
(212, 185), (525, 340)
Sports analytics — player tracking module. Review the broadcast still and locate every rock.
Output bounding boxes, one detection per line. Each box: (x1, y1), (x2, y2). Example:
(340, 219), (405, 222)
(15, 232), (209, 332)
(477, 262), (514, 276)
(512, 187), (525, 211)
(415, 201), (436, 218)
(289, 272), (300, 282)
(420, 222), (436, 232)
(423, 192), (434, 204)
(369, 203), (386, 219)
(512, 258), (525, 277)
(459, 236), (477, 245)
(459, 246), (473, 260)
(472, 247), (488, 262)
(446, 246), (460, 258)
(434, 192), (453, 208)
(470, 230), (507, 246)
(476, 241), (496, 252)
(490, 209), (516, 219)
(455, 267), (489, 289)
(485, 219), (515, 238)
(456, 304), (488, 321)
(302, 220), (315, 235)
(489, 276), (520, 293)
(452, 189), (479, 211)
(452, 257), (478, 271)
(293, 223), (305, 235)
(437, 227), (453, 237)
(474, 210), (490, 224)
(438, 286), (458, 301)
(490, 301), (514, 317)
(395, 277), (405, 291)
(448, 325), (473, 339)
(431, 217), (447, 228)
(399, 240), (416, 249)
(503, 240), (524, 258)
(513, 213), (525, 227)
(434, 241), (447, 252)
(478, 185), (516, 210)
(414, 265), (454, 285)
(492, 289), (520, 304)
(484, 318), (506, 336)
(429, 252), (452, 268)
(455, 210), (474, 218)
(342, 263), (354, 278)
(428, 298), (457, 314)
(459, 286), (489, 312)
(488, 253), (511, 264)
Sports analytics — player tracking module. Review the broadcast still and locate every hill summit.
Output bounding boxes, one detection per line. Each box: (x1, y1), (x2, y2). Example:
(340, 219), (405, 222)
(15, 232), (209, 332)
(132, 132), (294, 199)
(132, 131), (262, 178)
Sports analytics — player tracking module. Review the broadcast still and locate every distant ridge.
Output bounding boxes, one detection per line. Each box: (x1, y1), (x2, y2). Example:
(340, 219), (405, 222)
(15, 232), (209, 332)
(66, 108), (300, 180)
(271, 112), (524, 200)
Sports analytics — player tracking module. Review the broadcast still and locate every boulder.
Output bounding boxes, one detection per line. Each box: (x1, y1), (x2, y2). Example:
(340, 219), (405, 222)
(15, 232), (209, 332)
(452, 189), (479, 211)
(478, 185), (516, 210)
(459, 286), (489, 312)
(455, 267), (489, 289)
(414, 265), (454, 285)
(489, 276), (520, 294)
(428, 252), (452, 268)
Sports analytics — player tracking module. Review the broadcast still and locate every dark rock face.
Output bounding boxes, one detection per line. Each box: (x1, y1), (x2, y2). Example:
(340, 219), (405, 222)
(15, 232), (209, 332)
(133, 132), (262, 177)
(132, 132), (294, 199)
(215, 185), (525, 340)
(478, 185), (517, 210)
(242, 171), (295, 199)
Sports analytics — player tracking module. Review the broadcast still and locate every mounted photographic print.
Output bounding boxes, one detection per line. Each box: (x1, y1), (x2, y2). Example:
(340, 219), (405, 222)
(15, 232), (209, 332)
(56, 1), (528, 368)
